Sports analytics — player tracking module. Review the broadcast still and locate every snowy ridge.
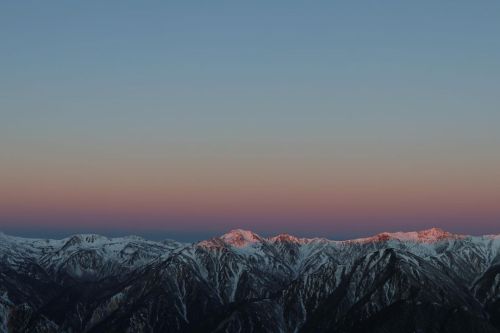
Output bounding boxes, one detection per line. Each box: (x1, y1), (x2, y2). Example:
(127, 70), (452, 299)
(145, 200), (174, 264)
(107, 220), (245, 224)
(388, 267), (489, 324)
(2, 227), (496, 248)
(1, 228), (500, 332)
(346, 227), (460, 243)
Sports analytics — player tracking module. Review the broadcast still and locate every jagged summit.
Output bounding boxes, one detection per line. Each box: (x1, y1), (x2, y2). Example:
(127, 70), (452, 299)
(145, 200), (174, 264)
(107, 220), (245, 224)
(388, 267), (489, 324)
(269, 233), (302, 243)
(417, 227), (455, 240)
(213, 227), (466, 248)
(65, 233), (110, 243)
(59, 234), (110, 250)
(352, 227), (461, 243)
(219, 229), (263, 247)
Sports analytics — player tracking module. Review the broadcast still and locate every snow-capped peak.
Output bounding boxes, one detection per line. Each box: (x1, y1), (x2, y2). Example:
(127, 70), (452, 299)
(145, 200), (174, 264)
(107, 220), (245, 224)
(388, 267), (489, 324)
(61, 234), (110, 249)
(220, 229), (263, 247)
(353, 227), (461, 243)
(269, 233), (302, 243)
(416, 227), (455, 241)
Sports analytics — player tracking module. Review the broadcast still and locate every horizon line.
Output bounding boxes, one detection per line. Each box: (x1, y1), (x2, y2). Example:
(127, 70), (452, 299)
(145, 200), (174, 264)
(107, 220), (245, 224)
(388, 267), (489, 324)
(2, 226), (499, 244)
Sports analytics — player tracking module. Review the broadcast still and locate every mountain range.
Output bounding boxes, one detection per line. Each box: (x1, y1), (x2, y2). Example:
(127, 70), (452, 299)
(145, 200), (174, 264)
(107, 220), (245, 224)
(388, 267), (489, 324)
(0, 228), (499, 332)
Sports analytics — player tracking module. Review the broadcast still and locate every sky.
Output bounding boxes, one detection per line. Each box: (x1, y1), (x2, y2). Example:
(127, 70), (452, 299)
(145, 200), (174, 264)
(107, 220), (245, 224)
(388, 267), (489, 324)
(1, 1), (500, 241)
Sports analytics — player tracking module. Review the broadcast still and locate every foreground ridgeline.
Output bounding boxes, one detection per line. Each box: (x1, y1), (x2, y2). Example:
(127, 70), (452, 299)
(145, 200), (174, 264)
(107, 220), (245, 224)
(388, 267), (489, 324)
(1, 228), (499, 332)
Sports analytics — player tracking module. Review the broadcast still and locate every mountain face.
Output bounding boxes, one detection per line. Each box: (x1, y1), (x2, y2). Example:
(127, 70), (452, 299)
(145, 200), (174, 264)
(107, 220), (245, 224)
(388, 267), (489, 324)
(0, 228), (499, 333)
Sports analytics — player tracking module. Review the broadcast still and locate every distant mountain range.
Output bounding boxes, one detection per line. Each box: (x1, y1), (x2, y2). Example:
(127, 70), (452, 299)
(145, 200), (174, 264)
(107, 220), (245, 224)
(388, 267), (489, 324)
(1, 228), (499, 332)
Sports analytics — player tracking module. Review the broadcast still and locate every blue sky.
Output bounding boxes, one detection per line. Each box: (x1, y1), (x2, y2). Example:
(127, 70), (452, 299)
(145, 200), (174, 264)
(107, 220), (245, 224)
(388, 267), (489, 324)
(1, 1), (500, 240)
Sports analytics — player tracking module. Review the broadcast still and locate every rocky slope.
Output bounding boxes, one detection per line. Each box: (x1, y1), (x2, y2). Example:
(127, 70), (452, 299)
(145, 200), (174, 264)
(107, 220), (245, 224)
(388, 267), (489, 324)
(0, 228), (499, 332)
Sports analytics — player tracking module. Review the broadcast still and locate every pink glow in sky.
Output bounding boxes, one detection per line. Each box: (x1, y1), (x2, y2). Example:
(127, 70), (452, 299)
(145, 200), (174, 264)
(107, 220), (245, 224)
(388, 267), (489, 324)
(1, 1), (500, 238)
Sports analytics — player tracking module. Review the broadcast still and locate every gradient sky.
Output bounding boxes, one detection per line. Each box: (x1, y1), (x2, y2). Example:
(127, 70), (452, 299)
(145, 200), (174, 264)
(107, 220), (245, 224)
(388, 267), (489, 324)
(1, 1), (500, 240)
